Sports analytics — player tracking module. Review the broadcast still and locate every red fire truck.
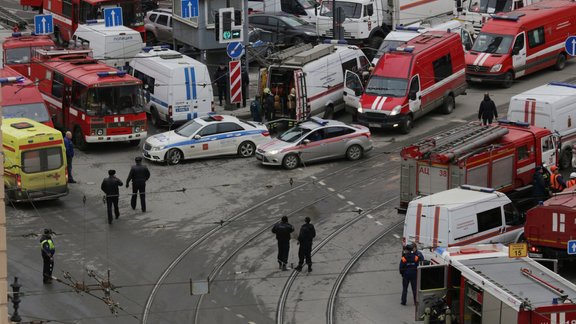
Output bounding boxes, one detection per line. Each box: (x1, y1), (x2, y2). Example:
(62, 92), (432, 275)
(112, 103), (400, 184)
(1, 67), (54, 127)
(399, 121), (558, 210)
(29, 48), (147, 149)
(525, 192), (576, 260)
(2, 33), (56, 77)
(42, 0), (145, 42)
(417, 244), (576, 323)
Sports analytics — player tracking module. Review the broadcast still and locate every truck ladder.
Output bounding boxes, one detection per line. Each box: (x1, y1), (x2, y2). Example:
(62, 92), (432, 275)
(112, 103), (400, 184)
(520, 268), (566, 296)
(267, 43), (314, 64)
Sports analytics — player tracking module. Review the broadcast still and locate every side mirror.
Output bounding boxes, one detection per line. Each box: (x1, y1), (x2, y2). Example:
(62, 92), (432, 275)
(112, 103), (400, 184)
(193, 134), (201, 139)
(409, 92), (417, 101)
(302, 139), (311, 145)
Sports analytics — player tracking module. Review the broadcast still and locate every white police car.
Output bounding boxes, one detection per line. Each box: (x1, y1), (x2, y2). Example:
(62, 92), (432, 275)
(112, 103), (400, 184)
(143, 114), (271, 164)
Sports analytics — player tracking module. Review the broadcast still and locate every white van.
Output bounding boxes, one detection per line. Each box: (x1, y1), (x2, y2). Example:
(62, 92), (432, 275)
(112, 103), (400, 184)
(508, 82), (576, 169)
(129, 47), (214, 127)
(403, 185), (525, 248)
(73, 21), (144, 70)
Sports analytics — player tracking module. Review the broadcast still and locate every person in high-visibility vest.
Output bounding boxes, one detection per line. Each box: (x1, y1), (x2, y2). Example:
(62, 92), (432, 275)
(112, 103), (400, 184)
(567, 173), (576, 189)
(40, 229), (55, 284)
(550, 165), (566, 193)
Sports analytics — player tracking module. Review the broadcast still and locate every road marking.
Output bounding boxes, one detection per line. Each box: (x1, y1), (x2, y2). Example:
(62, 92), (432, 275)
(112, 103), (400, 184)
(366, 214), (373, 219)
(327, 187), (335, 192)
(248, 322), (257, 324)
(347, 201), (355, 206)
(318, 180), (326, 186)
(375, 221), (383, 226)
(429, 116), (468, 123)
(211, 299), (217, 304)
(310, 176), (317, 179)
(337, 194), (346, 200)
(236, 314), (245, 319)
(224, 307), (231, 311)
(393, 234), (400, 239)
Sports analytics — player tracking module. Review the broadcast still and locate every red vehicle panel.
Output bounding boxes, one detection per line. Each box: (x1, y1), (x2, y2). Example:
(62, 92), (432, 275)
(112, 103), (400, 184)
(2, 33), (56, 77)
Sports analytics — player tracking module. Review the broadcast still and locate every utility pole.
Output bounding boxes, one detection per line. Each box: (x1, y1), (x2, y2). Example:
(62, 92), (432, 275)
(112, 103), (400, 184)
(332, 0), (337, 40)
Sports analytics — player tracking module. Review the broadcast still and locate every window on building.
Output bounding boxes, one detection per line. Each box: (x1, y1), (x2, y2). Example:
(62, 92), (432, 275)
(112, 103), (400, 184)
(527, 27), (545, 48)
(432, 54), (452, 82)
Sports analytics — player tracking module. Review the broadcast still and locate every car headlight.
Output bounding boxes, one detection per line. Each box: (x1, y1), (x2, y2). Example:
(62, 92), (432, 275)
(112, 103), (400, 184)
(267, 150), (279, 155)
(304, 31), (316, 36)
(357, 103), (363, 114)
(490, 64), (502, 73)
(134, 126), (141, 133)
(96, 129), (104, 136)
(390, 105), (402, 116)
(150, 145), (165, 151)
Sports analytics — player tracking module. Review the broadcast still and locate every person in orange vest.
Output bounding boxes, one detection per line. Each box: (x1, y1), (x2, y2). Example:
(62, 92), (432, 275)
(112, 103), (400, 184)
(399, 243), (419, 305)
(550, 165), (566, 193)
(567, 173), (576, 189)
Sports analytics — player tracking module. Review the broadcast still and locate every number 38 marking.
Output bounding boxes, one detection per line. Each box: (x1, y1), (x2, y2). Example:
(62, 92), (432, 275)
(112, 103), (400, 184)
(439, 170), (448, 177)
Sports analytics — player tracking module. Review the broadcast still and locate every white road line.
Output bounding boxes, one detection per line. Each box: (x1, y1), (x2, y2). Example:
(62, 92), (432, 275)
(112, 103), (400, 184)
(366, 214), (373, 219)
(236, 314), (245, 318)
(393, 234), (400, 239)
(337, 194), (346, 200)
(375, 221), (383, 226)
(211, 299), (217, 304)
(248, 322), (257, 324)
(347, 201), (355, 206)
(310, 176), (317, 179)
(318, 180), (326, 186)
(327, 187), (335, 192)
(224, 307), (231, 311)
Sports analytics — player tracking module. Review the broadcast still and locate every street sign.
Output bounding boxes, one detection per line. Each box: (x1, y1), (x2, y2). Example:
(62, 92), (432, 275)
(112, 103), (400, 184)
(104, 7), (123, 28)
(565, 36), (576, 56)
(568, 240), (576, 255)
(508, 243), (527, 258)
(181, 0), (199, 18)
(229, 61), (242, 104)
(34, 14), (53, 35)
(226, 42), (244, 59)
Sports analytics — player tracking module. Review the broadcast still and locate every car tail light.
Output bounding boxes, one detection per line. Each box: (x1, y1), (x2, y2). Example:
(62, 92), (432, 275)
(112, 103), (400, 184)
(168, 105), (173, 117)
(363, 132), (371, 138)
(262, 131), (270, 137)
(529, 245), (540, 253)
(16, 174), (22, 189)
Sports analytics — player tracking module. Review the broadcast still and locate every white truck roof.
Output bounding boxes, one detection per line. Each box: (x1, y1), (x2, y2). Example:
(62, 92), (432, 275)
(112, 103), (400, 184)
(510, 82), (576, 106)
(76, 22), (140, 36)
(133, 48), (206, 71)
(408, 186), (509, 211)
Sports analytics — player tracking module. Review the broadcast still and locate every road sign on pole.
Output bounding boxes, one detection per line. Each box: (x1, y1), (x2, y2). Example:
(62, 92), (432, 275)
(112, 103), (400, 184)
(181, 0), (199, 18)
(104, 7), (123, 28)
(565, 36), (576, 56)
(508, 243), (527, 258)
(34, 14), (53, 35)
(229, 61), (242, 104)
(226, 42), (244, 59)
(568, 240), (576, 255)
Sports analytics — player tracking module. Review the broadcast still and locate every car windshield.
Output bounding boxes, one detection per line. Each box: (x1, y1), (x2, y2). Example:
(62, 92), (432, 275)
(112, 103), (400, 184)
(365, 76), (408, 97)
(279, 125), (312, 143)
(83, 84), (144, 116)
(472, 32), (513, 54)
(469, 0), (512, 14)
(374, 40), (406, 60)
(79, 0), (143, 25)
(319, 1), (362, 18)
(5, 48), (30, 64)
(3, 103), (50, 123)
(280, 15), (308, 26)
(175, 120), (203, 137)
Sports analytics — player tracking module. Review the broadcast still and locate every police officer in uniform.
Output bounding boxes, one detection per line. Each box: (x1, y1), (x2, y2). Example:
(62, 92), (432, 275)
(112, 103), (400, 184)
(126, 157), (150, 212)
(399, 243), (419, 305)
(272, 216), (294, 271)
(295, 217), (316, 272)
(101, 169), (123, 224)
(40, 229), (55, 284)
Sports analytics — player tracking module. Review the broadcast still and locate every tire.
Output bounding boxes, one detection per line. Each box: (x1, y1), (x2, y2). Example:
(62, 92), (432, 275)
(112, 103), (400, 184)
(149, 107), (161, 127)
(554, 53), (567, 71)
(282, 154), (300, 170)
(238, 141), (256, 157)
(560, 149), (572, 170)
(323, 105), (334, 119)
(440, 95), (455, 115)
(73, 127), (87, 151)
(129, 140), (140, 147)
(399, 115), (413, 134)
(502, 72), (514, 88)
(346, 144), (363, 161)
(166, 148), (183, 165)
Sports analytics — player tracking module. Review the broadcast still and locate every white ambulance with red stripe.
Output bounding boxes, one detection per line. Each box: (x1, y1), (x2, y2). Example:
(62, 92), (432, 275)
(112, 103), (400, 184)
(508, 82), (576, 170)
(466, 0), (576, 88)
(347, 31), (467, 134)
(403, 185), (525, 249)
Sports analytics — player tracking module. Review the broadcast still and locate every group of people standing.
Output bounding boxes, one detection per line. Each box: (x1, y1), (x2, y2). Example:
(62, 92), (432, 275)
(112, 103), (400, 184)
(272, 216), (316, 272)
(533, 164), (576, 201)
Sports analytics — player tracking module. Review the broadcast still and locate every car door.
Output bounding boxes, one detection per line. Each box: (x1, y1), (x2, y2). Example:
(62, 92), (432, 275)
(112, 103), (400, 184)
(408, 75), (422, 114)
(155, 14), (170, 42)
(216, 122), (245, 154)
(323, 126), (356, 159)
(298, 128), (327, 162)
(343, 70), (363, 110)
(267, 17), (286, 44)
(512, 32), (526, 78)
(191, 123), (219, 158)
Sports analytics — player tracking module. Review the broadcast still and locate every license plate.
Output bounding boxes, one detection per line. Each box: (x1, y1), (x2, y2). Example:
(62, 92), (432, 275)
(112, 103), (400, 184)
(470, 77), (482, 82)
(113, 136), (126, 142)
(175, 107), (189, 112)
(256, 153), (263, 160)
(368, 123), (381, 128)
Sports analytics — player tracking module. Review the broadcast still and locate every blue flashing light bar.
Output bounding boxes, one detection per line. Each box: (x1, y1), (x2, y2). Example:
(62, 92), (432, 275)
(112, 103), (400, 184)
(395, 25), (422, 31)
(390, 46), (415, 53)
(549, 82), (576, 89)
(460, 184), (495, 193)
(0, 76), (25, 84)
(141, 45), (171, 53)
(310, 116), (329, 126)
(86, 19), (99, 25)
(323, 39), (348, 45)
(97, 71), (127, 77)
(497, 119), (530, 128)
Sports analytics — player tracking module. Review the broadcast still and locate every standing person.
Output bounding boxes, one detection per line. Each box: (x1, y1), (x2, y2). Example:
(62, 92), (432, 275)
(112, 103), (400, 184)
(64, 131), (76, 183)
(478, 92), (498, 126)
(287, 88), (297, 120)
(101, 169), (123, 224)
(567, 173), (576, 188)
(532, 165), (548, 201)
(214, 63), (228, 106)
(126, 157), (150, 212)
(399, 243), (419, 306)
(241, 63), (249, 108)
(40, 229), (55, 284)
(250, 96), (262, 122)
(263, 88), (275, 122)
(550, 165), (567, 193)
(412, 242), (425, 265)
(272, 216), (294, 271)
(295, 217), (316, 272)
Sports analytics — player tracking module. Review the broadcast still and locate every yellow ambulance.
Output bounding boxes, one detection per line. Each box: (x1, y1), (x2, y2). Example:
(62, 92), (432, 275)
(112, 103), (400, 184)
(3, 118), (68, 202)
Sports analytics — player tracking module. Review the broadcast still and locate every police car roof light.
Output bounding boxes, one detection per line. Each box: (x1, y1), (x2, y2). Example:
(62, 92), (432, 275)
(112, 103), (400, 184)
(491, 12), (525, 21)
(323, 39), (348, 45)
(460, 184), (495, 193)
(497, 119), (529, 128)
(549, 81), (576, 89)
(390, 46), (415, 53)
(97, 71), (126, 78)
(0, 76), (25, 84)
(395, 25), (422, 31)
(310, 116), (329, 126)
(209, 115), (224, 121)
(86, 19), (99, 25)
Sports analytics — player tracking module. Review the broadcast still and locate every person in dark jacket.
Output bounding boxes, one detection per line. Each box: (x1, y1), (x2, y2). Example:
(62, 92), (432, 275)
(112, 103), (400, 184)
(272, 216), (294, 271)
(263, 88), (275, 122)
(126, 156), (150, 212)
(478, 92), (498, 125)
(40, 228), (55, 284)
(214, 63), (228, 106)
(64, 131), (76, 183)
(532, 165), (548, 202)
(250, 96), (262, 122)
(399, 243), (419, 305)
(101, 169), (123, 224)
(241, 63), (249, 108)
(295, 217), (316, 272)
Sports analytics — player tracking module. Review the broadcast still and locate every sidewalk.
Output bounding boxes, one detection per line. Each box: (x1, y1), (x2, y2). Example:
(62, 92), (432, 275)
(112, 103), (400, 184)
(212, 65), (261, 120)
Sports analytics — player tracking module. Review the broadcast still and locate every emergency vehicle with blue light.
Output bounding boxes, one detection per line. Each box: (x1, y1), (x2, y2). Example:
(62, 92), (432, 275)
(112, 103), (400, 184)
(2, 33), (56, 77)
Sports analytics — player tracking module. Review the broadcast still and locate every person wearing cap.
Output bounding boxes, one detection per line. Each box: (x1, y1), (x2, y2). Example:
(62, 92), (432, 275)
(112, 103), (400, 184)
(126, 157), (150, 212)
(550, 165), (566, 193)
(532, 165), (548, 201)
(101, 169), (123, 224)
(272, 216), (294, 271)
(263, 88), (275, 122)
(40, 229), (55, 284)
(214, 63), (228, 106)
(399, 243), (419, 305)
(567, 173), (576, 188)
(295, 216), (316, 272)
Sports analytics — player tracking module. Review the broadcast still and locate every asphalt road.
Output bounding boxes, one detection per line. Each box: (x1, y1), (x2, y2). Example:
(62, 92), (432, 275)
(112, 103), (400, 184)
(6, 45), (576, 324)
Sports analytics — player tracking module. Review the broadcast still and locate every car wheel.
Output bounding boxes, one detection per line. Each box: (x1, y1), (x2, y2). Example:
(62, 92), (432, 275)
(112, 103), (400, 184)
(166, 148), (183, 165)
(282, 154), (300, 170)
(73, 127), (87, 151)
(502, 72), (514, 88)
(346, 144), (363, 161)
(554, 53), (567, 71)
(150, 107), (161, 127)
(238, 141), (256, 157)
(440, 95), (455, 115)
(399, 115), (413, 134)
(560, 149), (572, 170)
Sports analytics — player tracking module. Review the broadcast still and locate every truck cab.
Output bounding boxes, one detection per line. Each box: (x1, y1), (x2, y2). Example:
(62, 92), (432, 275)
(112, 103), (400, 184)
(456, 0), (537, 33)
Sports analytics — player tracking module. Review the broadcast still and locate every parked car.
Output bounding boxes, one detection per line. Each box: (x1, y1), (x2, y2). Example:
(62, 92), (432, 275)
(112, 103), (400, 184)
(248, 12), (318, 47)
(256, 117), (372, 169)
(143, 114), (272, 165)
(141, 0), (159, 13)
(144, 9), (173, 44)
